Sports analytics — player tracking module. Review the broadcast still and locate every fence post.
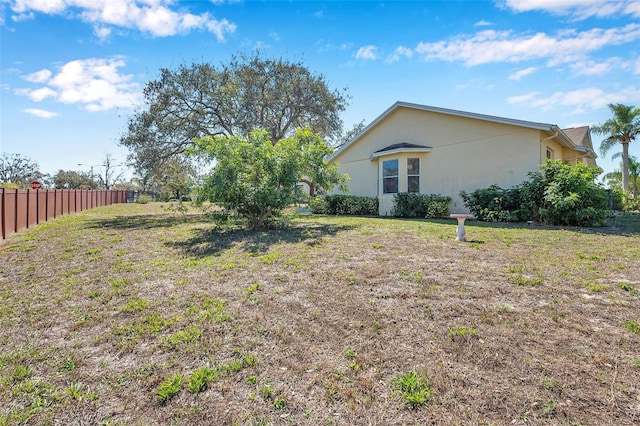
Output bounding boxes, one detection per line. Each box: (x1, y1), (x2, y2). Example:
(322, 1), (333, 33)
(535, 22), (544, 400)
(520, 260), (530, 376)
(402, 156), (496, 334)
(14, 189), (18, 235)
(26, 189), (30, 229)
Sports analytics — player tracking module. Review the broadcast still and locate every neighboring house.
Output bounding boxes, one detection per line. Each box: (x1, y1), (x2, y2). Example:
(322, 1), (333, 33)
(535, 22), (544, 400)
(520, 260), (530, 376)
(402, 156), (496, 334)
(328, 101), (597, 216)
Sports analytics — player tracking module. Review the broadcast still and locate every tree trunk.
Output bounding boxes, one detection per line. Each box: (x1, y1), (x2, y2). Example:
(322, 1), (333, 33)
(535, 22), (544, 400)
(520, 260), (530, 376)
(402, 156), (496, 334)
(622, 141), (629, 191)
(301, 178), (315, 197)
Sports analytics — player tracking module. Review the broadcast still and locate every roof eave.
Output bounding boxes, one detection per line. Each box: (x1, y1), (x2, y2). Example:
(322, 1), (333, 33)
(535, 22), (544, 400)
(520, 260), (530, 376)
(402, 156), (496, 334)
(370, 147), (433, 160)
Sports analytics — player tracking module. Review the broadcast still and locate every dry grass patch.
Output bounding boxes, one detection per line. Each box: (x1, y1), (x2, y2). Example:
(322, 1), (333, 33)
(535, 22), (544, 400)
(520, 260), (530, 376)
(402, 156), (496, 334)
(1, 203), (639, 425)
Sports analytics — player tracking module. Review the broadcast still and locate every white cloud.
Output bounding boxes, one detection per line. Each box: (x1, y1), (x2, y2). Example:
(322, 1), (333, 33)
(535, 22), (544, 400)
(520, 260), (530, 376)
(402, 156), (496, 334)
(474, 19), (493, 27)
(507, 86), (640, 113)
(385, 46), (413, 64)
(10, 0), (67, 14)
(414, 24), (640, 66)
(22, 86), (57, 101)
(6, 0), (237, 40)
(16, 57), (142, 111)
(502, 0), (640, 19)
(569, 58), (621, 76)
(508, 66), (537, 80)
(23, 68), (52, 83)
(507, 91), (542, 104)
(93, 25), (111, 40)
(24, 108), (58, 118)
(355, 45), (378, 60)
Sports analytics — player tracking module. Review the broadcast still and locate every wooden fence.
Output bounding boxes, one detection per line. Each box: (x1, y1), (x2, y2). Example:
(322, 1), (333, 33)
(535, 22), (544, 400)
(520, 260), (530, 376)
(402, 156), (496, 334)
(1, 189), (127, 240)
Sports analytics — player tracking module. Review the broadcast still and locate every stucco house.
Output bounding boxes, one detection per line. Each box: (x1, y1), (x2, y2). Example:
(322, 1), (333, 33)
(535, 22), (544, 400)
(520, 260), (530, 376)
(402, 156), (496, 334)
(328, 101), (597, 216)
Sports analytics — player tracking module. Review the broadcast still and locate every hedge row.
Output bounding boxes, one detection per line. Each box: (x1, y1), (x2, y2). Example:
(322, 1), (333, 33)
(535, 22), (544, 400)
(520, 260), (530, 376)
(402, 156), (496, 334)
(392, 193), (451, 218)
(309, 192), (451, 218)
(309, 194), (378, 215)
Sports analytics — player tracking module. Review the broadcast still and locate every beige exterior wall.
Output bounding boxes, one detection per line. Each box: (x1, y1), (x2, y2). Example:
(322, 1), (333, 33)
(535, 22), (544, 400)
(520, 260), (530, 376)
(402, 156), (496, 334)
(331, 106), (555, 215)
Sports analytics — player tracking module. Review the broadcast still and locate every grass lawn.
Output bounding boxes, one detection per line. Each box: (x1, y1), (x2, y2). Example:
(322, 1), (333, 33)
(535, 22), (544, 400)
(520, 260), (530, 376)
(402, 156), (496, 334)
(1, 203), (639, 425)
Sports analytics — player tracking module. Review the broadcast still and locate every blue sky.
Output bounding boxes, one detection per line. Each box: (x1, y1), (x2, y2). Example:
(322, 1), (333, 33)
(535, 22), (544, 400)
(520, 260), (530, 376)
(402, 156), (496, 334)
(1, 0), (639, 183)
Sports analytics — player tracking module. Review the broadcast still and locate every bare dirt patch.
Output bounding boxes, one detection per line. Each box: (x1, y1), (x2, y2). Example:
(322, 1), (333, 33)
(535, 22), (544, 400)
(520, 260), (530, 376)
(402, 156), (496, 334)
(1, 203), (639, 425)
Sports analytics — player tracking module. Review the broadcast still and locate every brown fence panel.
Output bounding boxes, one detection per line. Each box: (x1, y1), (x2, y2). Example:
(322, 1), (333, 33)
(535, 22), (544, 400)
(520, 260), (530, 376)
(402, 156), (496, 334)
(68, 190), (76, 214)
(2, 189), (127, 239)
(75, 190), (82, 213)
(28, 190), (38, 228)
(46, 191), (56, 220)
(55, 190), (63, 217)
(3, 189), (17, 238)
(16, 190), (28, 233)
(38, 191), (47, 223)
(61, 190), (69, 215)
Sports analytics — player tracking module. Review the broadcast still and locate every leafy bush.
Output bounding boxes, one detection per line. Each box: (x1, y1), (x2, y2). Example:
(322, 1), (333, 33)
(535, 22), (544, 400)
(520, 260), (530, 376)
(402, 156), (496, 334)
(310, 195), (378, 215)
(393, 193), (451, 218)
(137, 194), (152, 204)
(309, 196), (328, 214)
(461, 160), (609, 227)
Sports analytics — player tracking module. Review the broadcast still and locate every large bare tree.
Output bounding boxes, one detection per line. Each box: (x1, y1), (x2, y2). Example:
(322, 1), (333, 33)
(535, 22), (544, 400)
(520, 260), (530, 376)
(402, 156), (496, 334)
(120, 54), (349, 182)
(0, 153), (40, 188)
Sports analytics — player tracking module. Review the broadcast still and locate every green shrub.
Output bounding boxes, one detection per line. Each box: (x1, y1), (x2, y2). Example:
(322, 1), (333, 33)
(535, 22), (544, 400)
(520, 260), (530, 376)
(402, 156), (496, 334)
(460, 185), (522, 222)
(309, 196), (328, 214)
(137, 194), (152, 204)
(393, 193), (451, 218)
(311, 195), (378, 215)
(461, 160), (609, 227)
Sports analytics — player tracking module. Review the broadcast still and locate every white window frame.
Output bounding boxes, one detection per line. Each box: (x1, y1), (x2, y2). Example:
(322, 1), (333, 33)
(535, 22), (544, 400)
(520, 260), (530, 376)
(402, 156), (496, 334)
(407, 157), (420, 193)
(382, 159), (399, 194)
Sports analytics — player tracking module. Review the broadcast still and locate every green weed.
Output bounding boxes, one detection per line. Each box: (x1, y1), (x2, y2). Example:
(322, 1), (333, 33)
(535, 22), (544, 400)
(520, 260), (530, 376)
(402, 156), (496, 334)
(121, 298), (148, 313)
(619, 283), (640, 297)
(273, 396), (286, 409)
(156, 373), (184, 404)
(187, 367), (216, 394)
(623, 321), (640, 334)
(261, 383), (274, 400)
(162, 325), (202, 350)
(448, 325), (478, 340)
(508, 274), (543, 287)
(259, 251), (283, 265)
(344, 347), (356, 360)
(393, 370), (434, 408)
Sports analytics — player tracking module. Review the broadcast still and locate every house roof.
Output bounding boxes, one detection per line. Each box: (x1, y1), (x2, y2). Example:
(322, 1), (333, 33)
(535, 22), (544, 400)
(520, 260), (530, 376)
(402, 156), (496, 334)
(330, 101), (595, 160)
(370, 142), (433, 159)
(562, 126), (589, 146)
(562, 126), (596, 153)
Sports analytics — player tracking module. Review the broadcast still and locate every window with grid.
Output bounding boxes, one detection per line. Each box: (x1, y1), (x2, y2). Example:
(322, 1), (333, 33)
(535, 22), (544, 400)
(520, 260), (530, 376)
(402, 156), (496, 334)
(382, 159), (398, 194)
(407, 158), (420, 193)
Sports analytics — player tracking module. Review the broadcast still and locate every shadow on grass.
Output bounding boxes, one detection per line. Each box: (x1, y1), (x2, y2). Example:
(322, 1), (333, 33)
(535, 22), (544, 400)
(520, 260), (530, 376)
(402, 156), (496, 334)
(167, 222), (355, 257)
(85, 213), (206, 230)
(86, 212), (355, 257)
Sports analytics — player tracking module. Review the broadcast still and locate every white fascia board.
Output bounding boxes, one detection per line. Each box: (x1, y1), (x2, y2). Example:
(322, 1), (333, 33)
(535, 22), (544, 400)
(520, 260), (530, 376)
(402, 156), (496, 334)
(370, 147), (433, 160)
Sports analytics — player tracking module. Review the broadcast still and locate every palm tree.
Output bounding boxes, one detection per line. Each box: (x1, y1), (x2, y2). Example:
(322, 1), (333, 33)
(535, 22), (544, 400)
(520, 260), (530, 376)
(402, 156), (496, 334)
(605, 154), (640, 200)
(592, 103), (640, 191)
